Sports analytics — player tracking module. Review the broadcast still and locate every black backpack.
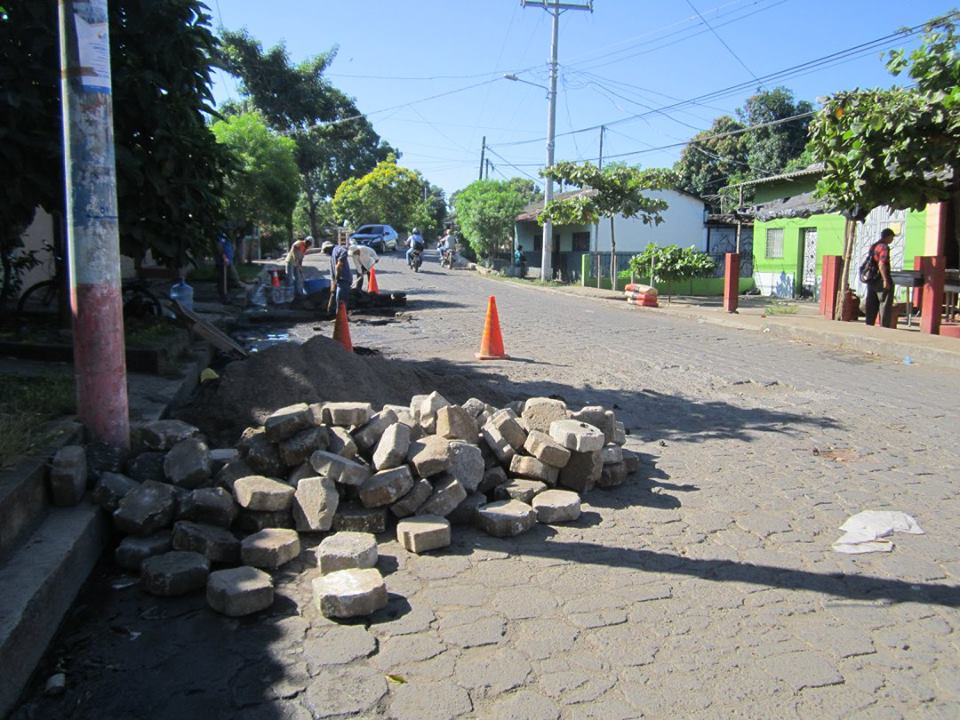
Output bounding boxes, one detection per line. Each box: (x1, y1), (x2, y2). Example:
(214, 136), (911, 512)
(859, 242), (881, 283)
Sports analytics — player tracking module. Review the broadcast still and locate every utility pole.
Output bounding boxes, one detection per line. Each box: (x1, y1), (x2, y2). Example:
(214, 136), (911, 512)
(58, 0), (129, 449)
(595, 125), (604, 286)
(479, 136), (486, 181)
(522, 0), (593, 281)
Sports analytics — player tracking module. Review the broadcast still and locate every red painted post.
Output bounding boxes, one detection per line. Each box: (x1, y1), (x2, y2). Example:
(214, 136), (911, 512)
(59, 0), (130, 448)
(912, 256), (922, 313)
(820, 256), (840, 318)
(723, 253), (739, 313)
(919, 255), (945, 336)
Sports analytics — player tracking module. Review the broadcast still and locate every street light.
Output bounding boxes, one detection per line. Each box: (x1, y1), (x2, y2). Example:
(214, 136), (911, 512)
(503, 71), (556, 281)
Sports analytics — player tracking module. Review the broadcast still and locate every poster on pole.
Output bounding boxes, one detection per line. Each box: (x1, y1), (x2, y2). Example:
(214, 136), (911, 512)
(74, 2), (112, 94)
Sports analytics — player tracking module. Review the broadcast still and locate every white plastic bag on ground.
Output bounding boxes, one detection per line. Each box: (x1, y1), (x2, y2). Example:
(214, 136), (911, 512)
(832, 510), (924, 554)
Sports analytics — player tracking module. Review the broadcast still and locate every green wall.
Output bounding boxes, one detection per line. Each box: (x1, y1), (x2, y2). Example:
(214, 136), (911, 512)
(753, 213), (847, 279)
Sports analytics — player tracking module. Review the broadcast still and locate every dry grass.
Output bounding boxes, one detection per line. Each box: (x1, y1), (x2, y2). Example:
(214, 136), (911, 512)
(0, 375), (75, 467)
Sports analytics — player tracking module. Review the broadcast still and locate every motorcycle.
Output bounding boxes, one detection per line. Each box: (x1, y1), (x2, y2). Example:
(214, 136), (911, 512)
(408, 247), (423, 272)
(440, 247), (455, 269)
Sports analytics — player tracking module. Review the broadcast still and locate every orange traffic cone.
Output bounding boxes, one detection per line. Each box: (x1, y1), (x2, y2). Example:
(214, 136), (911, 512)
(270, 269), (281, 288)
(475, 296), (508, 360)
(367, 266), (380, 294)
(332, 302), (353, 352)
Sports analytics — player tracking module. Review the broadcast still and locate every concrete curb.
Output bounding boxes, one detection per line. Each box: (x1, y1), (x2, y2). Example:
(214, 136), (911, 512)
(0, 347), (210, 718)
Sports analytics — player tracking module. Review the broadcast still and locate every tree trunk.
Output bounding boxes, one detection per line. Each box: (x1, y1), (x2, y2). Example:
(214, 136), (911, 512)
(306, 188), (319, 240)
(834, 217), (857, 320)
(0, 247), (13, 314)
(608, 216), (616, 291)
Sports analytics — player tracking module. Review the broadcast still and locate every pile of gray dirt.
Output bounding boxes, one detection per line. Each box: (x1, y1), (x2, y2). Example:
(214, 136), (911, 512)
(176, 336), (510, 446)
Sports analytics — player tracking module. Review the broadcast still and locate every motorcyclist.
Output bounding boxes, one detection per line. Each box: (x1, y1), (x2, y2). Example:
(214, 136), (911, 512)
(438, 229), (455, 267)
(405, 228), (425, 268)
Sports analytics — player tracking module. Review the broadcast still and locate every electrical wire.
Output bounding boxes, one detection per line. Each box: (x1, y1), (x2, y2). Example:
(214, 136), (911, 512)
(488, 21), (930, 150)
(685, 0), (761, 83)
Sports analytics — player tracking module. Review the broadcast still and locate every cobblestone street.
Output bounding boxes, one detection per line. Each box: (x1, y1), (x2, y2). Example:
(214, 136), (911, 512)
(16, 253), (960, 720)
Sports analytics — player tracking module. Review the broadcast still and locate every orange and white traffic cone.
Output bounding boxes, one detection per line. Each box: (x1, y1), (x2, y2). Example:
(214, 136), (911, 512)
(475, 296), (508, 360)
(367, 266), (380, 294)
(332, 302), (353, 352)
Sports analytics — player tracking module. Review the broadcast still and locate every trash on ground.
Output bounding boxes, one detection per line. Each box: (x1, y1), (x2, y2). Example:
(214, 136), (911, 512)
(832, 510), (924, 554)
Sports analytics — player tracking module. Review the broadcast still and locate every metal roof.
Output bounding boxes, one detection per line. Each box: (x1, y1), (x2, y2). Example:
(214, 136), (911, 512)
(728, 163), (824, 189)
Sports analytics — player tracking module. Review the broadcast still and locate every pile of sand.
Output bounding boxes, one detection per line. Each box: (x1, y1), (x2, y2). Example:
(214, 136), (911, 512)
(176, 336), (510, 446)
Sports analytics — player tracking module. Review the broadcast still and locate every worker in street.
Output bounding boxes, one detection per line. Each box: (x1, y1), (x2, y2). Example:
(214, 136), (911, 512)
(285, 235), (312, 296)
(330, 235), (352, 311)
(350, 242), (379, 291)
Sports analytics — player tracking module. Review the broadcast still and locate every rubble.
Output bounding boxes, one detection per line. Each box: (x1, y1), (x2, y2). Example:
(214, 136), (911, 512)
(313, 568), (388, 618)
(316, 531), (378, 574)
(207, 566), (274, 616)
(49, 445), (87, 507)
(92, 386), (639, 621)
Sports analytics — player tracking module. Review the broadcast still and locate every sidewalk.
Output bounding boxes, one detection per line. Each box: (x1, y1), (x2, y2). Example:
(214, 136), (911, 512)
(533, 281), (960, 370)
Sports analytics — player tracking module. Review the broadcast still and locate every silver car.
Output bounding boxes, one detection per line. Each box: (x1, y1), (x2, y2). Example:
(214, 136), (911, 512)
(349, 224), (399, 253)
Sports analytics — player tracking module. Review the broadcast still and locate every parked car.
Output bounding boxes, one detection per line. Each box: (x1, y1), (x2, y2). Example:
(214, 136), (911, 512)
(349, 224), (399, 253)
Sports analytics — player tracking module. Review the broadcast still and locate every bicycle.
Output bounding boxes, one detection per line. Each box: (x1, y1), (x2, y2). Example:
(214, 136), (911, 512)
(17, 247), (164, 320)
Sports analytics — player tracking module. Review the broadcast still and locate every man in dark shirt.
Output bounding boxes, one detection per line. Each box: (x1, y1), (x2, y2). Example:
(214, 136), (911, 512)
(330, 236), (353, 311)
(864, 228), (895, 327)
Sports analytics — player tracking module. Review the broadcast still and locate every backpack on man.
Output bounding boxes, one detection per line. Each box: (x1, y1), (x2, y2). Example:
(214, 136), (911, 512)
(858, 242), (881, 283)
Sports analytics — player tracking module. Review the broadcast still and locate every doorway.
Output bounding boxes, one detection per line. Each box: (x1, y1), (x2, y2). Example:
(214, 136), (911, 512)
(799, 227), (818, 298)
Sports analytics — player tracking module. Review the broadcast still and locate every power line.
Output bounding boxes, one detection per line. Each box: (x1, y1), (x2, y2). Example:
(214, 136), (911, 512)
(685, 0), (761, 83)
(488, 20), (929, 150)
(483, 146), (543, 186)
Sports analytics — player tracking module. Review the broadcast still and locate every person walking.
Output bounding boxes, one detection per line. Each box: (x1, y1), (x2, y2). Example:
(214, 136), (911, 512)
(285, 235), (312, 296)
(330, 235), (353, 311)
(863, 228), (895, 328)
(349, 242), (378, 291)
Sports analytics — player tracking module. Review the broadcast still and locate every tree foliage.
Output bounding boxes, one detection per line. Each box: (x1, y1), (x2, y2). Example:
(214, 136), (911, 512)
(540, 162), (675, 285)
(738, 86), (814, 178)
(219, 31), (395, 240)
(0, 1), (60, 309)
(628, 244), (715, 301)
(211, 112), (300, 240)
(0, 0), (228, 301)
(674, 115), (748, 198)
(452, 179), (540, 261)
(331, 156), (424, 231)
(810, 16), (960, 218)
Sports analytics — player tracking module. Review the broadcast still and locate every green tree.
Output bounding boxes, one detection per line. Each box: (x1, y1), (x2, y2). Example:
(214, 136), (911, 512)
(219, 31), (395, 240)
(628, 244), (715, 303)
(331, 156), (424, 231)
(0, 1), (60, 310)
(539, 162), (675, 288)
(452, 179), (540, 261)
(809, 14), (960, 304)
(673, 115), (748, 200)
(738, 86), (814, 177)
(211, 112), (300, 242)
(0, 0), (228, 301)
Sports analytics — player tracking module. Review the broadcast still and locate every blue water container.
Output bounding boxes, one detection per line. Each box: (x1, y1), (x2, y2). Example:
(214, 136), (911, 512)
(169, 280), (194, 311)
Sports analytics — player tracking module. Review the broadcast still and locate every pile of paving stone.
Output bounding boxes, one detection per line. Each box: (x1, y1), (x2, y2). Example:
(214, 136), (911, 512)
(48, 393), (638, 620)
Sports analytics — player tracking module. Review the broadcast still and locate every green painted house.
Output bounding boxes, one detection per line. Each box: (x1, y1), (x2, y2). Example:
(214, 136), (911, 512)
(738, 165), (939, 300)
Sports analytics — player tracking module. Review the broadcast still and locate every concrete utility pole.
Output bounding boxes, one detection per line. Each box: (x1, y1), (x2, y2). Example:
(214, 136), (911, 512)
(478, 136), (486, 181)
(522, 0), (593, 281)
(58, 0), (130, 448)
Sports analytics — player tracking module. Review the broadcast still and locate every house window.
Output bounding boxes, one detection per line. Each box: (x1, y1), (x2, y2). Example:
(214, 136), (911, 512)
(572, 232), (590, 252)
(765, 228), (784, 259)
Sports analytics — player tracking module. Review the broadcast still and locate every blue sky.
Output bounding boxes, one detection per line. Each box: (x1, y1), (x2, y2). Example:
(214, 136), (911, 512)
(209, 0), (956, 198)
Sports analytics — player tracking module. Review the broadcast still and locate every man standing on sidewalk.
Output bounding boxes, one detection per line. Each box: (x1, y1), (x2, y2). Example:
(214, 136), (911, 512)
(864, 228), (895, 327)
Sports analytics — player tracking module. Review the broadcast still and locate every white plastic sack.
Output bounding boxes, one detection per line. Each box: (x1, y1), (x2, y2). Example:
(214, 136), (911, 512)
(832, 510), (924, 554)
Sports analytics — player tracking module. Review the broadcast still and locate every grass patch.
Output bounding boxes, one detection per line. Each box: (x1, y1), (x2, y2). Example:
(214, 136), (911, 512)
(764, 299), (799, 315)
(0, 375), (76, 467)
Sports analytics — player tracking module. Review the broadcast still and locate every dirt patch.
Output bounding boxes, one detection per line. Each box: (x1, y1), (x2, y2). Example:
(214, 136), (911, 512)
(175, 335), (510, 445)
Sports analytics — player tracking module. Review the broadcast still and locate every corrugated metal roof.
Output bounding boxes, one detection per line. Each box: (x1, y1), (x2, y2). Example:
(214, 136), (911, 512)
(728, 163), (825, 189)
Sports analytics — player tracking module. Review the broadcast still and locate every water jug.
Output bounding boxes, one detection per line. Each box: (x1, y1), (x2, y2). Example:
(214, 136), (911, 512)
(169, 280), (194, 312)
